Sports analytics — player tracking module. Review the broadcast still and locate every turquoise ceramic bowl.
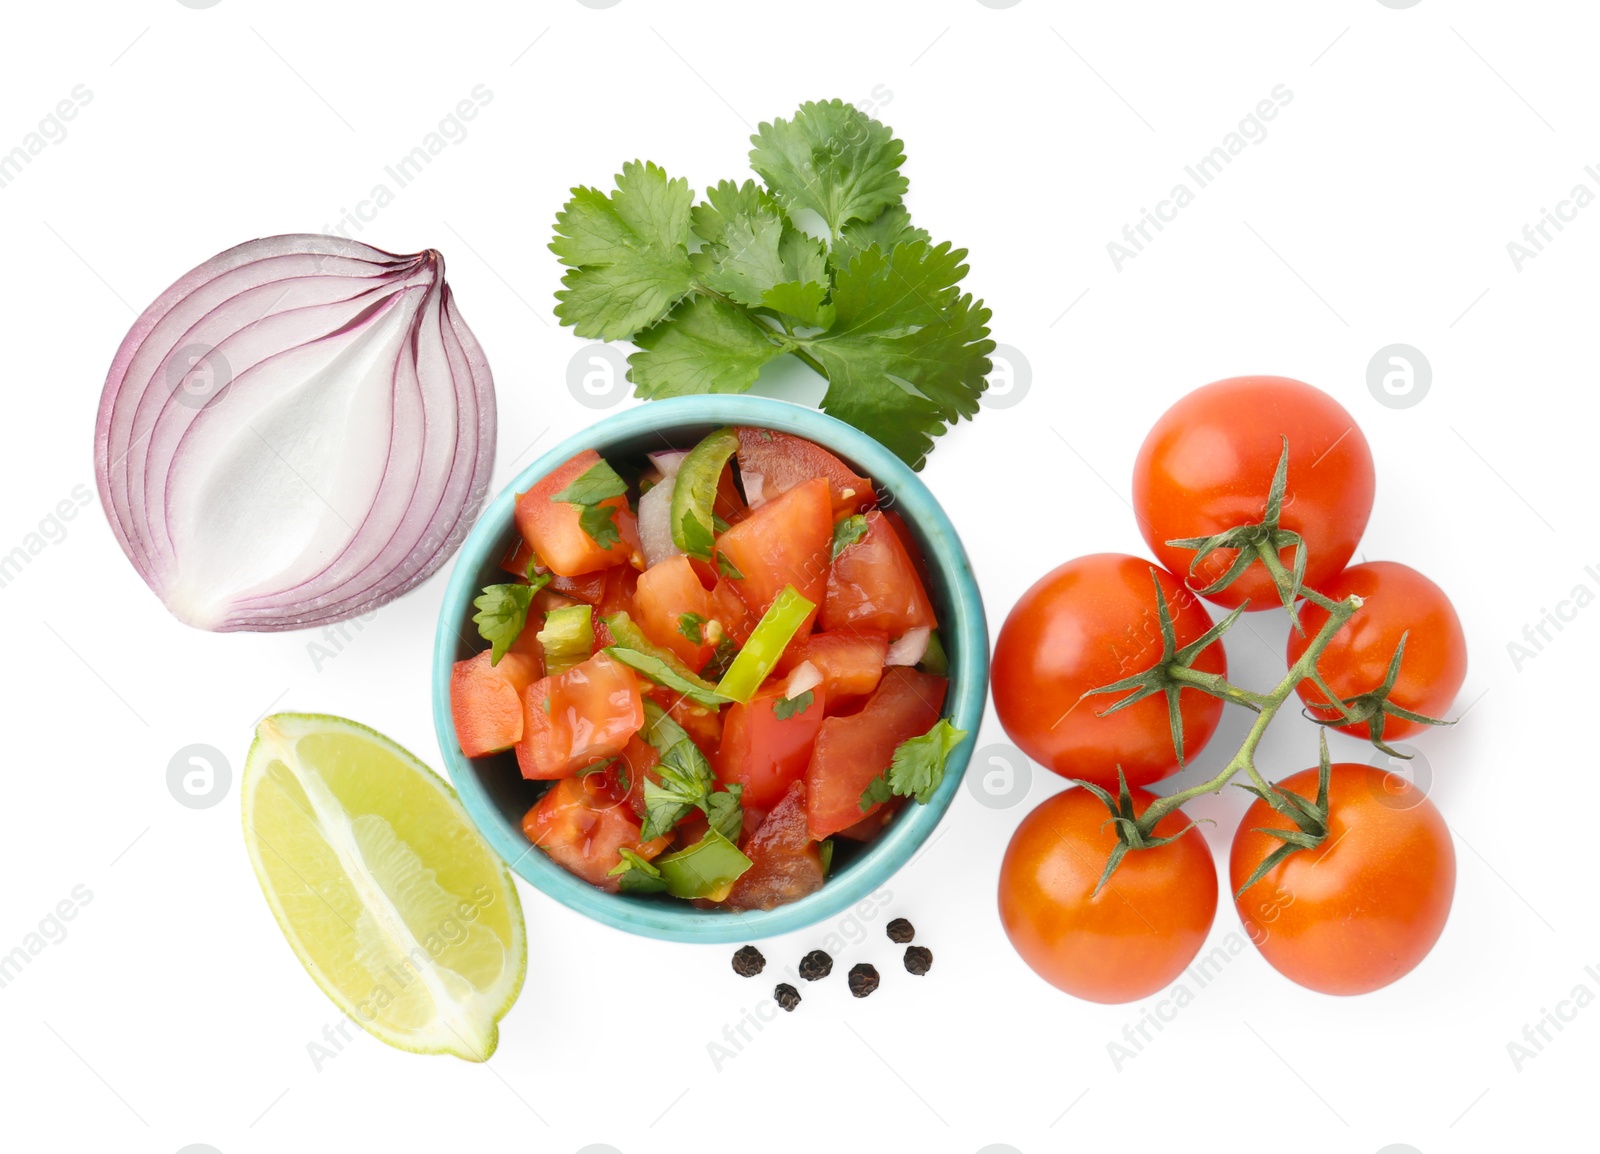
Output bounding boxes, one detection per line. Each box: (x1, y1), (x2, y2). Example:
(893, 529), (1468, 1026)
(432, 395), (988, 942)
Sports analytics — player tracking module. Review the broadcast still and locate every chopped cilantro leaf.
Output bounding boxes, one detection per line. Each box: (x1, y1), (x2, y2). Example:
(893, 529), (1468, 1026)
(705, 784), (744, 842)
(551, 459), (628, 506)
(858, 718), (969, 811)
(715, 551), (745, 581)
(578, 502), (622, 550)
(773, 689), (814, 720)
(608, 848), (668, 894)
(831, 514), (869, 560)
(678, 612), (708, 645)
(471, 574), (550, 664)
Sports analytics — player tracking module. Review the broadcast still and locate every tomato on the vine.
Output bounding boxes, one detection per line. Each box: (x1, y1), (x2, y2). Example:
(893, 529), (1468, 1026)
(1288, 561), (1466, 741)
(1132, 376), (1375, 610)
(999, 786), (1218, 1004)
(1231, 762), (1455, 995)
(991, 553), (1226, 788)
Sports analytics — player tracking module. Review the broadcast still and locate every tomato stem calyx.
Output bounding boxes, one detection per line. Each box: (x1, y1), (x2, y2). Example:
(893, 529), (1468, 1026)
(1166, 437), (1311, 631)
(1299, 630), (1454, 758)
(1085, 569), (1250, 766)
(1072, 768), (1209, 897)
(1232, 732), (1335, 897)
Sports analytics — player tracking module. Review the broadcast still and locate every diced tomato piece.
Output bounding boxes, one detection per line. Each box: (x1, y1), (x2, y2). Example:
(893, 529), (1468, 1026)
(515, 651), (645, 779)
(822, 510), (936, 638)
(777, 629), (889, 702)
(634, 556), (724, 670)
(450, 651), (541, 758)
(736, 427), (874, 519)
(725, 782), (826, 911)
(522, 777), (668, 892)
(549, 570), (607, 605)
(713, 682), (828, 810)
(590, 566), (639, 653)
(614, 735), (662, 819)
(500, 537), (535, 579)
(514, 450), (642, 577)
(715, 476), (831, 623)
(881, 508), (934, 591)
(716, 462), (748, 526)
(646, 685), (724, 759)
(805, 668), (948, 839)
(834, 798), (902, 843)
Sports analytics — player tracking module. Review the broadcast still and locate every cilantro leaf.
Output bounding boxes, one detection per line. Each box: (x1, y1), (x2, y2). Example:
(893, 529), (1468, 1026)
(578, 503), (621, 550)
(629, 295), (788, 400)
(715, 551), (745, 581)
(608, 848), (668, 894)
(831, 514), (869, 559)
(832, 205), (930, 270)
(750, 100), (908, 238)
(800, 242), (994, 470)
(552, 459), (628, 549)
(551, 459), (628, 506)
(678, 612), (707, 645)
(551, 160), (697, 339)
(772, 689), (814, 720)
(641, 737), (716, 840)
(761, 280), (835, 328)
(689, 180), (826, 309)
(603, 612), (732, 707)
(858, 718), (968, 811)
(472, 575), (550, 664)
(704, 784), (744, 842)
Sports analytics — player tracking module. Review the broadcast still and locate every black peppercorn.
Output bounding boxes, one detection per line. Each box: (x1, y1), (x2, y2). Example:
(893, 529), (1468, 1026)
(903, 945), (933, 976)
(775, 983), (801, 1012)
(886, 917), (915, 944)
(732, 945), (765, 977)
(798, 949), (833, 981)
(847, 962), (880, 998)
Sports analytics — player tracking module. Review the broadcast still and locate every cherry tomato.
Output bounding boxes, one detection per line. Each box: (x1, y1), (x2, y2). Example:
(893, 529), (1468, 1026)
(1230, 762), (1455, 995)
(998, 786), (1218, 1003)
(1288, 561), (1467, 741)
(991, 553), (1226, 788)
(1131, 376), (1375, 611)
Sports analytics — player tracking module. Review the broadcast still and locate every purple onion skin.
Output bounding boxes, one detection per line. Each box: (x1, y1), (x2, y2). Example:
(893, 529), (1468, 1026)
(94, 234), (496, 632)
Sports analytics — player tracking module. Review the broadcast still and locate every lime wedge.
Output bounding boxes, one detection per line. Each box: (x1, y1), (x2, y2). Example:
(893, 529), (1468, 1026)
(241, 713), (525, 1061)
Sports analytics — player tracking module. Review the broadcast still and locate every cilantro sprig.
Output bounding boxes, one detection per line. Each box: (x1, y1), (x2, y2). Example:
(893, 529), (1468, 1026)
(472, 573), (552, 664)
(860, 718), (969, 812)
(550, 99), (995, 470)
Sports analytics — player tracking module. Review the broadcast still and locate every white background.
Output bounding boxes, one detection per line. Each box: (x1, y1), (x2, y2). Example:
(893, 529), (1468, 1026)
(0, 2), (1592, 1152)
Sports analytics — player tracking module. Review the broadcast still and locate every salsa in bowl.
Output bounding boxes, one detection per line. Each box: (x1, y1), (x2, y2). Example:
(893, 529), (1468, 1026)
(432, 396), (987, 942)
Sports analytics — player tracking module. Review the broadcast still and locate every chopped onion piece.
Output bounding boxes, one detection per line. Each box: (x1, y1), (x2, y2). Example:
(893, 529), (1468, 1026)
(637, 478), (682, 568)
(885, 627), (932, 667)
(94, 234), (495, 631)
(742, 470), (768, 509)
(647, 450), (689, 477)
(785, 660), (823, 700)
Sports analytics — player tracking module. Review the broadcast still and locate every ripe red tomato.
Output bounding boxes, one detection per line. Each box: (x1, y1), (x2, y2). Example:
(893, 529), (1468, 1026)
(736, 426), (874, 518)
(515, 449), (642, 577)
(715, 475), (832, 622)
(991, 553), (1226, 788)
(712, 682), (828, 810)
(805, 668), (947, 839)
(822, 510), (936, 639)
(515, 651), (644, 780)
(450, 650), (541, 758)
(724, 781), (826, 911)
(1287, 561), (1466, 741)
(1131, 377), (1375, 610)
(1230, 762), (1455, 995)
(998, 786), (1218, 1003)
(522, 775), (667, 892)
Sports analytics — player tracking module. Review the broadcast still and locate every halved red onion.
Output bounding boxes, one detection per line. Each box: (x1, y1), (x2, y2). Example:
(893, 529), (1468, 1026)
(94, 234), (495, 631)
(885, 627), (931, 667)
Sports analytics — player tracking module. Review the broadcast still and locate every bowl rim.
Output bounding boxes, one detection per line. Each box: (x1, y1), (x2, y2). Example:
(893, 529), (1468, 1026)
(431, 395), (989, 943)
